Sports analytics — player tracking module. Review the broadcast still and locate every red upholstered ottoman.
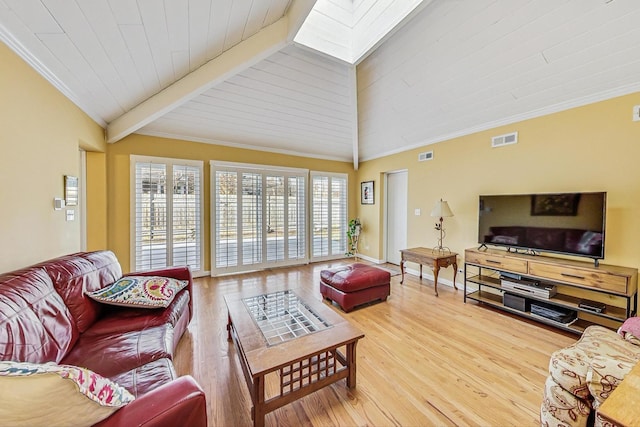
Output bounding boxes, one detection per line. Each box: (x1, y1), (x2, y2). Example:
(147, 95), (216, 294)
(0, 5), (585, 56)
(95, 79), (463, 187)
(320, 263), (391, 312)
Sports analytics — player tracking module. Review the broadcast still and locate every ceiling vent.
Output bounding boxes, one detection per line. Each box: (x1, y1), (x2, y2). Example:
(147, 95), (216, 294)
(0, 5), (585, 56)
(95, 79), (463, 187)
(418, 151), (433, 161)
(492, 131), (518, 148)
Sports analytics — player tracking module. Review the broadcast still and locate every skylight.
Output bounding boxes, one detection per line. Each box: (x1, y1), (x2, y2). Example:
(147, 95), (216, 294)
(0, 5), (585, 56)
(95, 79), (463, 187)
(294, 0), (429, 64)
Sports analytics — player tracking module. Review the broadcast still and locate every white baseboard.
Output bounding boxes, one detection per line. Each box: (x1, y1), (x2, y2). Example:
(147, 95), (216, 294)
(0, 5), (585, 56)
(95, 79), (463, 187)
(403, 267), (460, 289)
(352, 253), (384, 264)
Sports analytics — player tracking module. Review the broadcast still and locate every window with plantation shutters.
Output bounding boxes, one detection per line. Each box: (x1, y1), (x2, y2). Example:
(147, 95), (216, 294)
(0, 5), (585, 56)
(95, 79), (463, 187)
(310, 172), (348, 260)
(132, 156), (203, 273)
(211, 162), (307, 276)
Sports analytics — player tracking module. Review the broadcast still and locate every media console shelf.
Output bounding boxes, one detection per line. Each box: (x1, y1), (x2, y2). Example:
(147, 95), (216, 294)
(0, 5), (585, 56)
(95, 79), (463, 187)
(464, 248), (638, 334)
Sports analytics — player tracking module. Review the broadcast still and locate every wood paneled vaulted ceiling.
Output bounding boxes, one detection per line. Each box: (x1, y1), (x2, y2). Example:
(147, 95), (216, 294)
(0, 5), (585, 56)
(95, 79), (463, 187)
(1, 0), (640, 164)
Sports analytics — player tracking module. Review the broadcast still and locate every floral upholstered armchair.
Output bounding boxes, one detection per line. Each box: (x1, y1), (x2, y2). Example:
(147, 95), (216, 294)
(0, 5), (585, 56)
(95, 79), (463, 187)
(541, 319), (640, 427)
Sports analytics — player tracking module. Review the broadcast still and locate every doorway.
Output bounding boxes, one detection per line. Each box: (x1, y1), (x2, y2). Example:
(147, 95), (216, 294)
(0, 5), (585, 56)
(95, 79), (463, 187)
(385, 170), (408, 265)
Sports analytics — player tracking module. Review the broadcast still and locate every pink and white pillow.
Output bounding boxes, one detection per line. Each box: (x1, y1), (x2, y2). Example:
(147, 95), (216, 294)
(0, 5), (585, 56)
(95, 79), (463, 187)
(0, 361), (134, 427)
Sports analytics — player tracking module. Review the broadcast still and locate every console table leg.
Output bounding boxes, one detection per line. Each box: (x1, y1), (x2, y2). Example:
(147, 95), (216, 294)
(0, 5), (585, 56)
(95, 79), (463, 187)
(452, 261), (458, 290)
(227, 313), (232, 341)
(433, 264), (440, 297)
(400, 259), (405, 284)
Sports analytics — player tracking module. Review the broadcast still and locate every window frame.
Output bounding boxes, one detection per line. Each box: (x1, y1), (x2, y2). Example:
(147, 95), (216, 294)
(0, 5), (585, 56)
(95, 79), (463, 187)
(310, 171), (349, 261)
(210, 161), (309, 276)
(130, 155), (204, 274)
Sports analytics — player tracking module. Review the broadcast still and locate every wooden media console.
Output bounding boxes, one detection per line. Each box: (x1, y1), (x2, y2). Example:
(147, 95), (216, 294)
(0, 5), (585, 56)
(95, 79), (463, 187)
(464, 248), (638, 334)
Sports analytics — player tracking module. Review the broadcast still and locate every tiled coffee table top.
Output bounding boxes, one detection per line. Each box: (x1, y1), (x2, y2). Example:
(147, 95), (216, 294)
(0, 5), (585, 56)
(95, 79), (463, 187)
(243, 290), (331, 346)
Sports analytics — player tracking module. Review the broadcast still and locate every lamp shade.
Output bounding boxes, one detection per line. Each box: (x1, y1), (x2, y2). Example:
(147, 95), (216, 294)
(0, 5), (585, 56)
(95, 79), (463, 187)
(430, 199), (453, 218)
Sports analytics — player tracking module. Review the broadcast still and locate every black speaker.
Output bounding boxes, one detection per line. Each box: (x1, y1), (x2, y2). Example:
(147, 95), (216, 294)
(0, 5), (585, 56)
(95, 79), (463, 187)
(503, 293), (530, 312)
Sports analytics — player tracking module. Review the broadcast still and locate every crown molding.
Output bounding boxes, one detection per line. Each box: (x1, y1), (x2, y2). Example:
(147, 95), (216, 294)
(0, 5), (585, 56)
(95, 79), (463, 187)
(0, 22), (107, 128)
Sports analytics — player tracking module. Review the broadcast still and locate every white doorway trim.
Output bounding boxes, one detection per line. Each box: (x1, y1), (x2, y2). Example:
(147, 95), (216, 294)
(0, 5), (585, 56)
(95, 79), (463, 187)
(383, 169), (408, 264)
(79, 149), (87, 251)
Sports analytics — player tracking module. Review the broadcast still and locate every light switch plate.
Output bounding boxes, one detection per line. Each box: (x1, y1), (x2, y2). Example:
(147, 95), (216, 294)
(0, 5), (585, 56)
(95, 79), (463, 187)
(414, 208), (421, 216)
(633, 105), (640, 122)
(54, 198), (65, 210)
(66, 209), (75, 221)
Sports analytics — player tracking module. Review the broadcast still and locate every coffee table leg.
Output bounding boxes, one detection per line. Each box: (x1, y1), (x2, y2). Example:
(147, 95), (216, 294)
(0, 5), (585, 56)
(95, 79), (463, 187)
(346, 340), (358, 388)
(253, 376), (265, 427)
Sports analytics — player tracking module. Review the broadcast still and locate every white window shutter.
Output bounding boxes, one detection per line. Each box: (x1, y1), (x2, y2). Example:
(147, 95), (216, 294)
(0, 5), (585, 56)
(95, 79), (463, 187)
(132, 157), (203, 273)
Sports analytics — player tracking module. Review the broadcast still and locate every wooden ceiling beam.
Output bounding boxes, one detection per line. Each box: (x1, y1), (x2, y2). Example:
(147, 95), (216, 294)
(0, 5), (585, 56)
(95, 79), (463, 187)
(106, 0), (318, 144)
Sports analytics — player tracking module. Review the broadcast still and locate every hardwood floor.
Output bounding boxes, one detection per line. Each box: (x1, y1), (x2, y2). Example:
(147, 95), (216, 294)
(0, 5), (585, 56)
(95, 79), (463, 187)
(172, 260), (576, 426)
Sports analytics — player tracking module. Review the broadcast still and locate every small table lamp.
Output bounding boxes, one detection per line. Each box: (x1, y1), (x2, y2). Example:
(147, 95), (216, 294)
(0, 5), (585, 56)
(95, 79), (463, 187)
(430, 199), (454, 252)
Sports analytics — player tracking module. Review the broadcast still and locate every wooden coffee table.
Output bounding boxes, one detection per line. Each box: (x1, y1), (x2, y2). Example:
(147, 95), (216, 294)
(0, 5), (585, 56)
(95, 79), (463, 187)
(225, 289), (365, 427)
(400, 247), (458, 296)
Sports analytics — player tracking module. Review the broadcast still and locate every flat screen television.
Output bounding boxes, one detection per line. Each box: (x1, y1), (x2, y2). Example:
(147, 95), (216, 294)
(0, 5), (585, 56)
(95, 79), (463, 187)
(478, 192), (606, 262)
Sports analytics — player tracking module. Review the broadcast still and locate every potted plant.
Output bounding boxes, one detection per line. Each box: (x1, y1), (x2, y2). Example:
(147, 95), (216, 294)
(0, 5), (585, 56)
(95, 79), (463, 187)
(346, 218), (362, 257)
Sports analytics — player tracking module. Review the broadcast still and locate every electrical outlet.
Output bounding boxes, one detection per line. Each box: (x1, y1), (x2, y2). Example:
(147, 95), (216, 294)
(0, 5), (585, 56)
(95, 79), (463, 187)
(633, 105), (640, 122)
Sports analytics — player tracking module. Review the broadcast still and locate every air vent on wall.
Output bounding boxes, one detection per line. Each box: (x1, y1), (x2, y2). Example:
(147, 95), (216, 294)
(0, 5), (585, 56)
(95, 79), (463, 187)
(418, 151), (433, 161)
(492, 131), (518, 148)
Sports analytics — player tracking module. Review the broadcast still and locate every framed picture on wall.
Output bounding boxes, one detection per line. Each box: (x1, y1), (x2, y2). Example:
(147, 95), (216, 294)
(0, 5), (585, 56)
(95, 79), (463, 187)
(64, 175), (79, 206)
(361, 181), (374, 205)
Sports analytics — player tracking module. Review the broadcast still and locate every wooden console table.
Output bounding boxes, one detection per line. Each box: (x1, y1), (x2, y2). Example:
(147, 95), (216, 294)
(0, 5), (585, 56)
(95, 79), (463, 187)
(400, 247), (458, 296)
(598, 362), (640, 426)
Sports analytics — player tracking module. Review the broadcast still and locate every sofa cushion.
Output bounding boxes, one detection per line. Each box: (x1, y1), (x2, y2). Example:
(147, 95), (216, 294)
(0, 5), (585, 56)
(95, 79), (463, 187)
(0, 266), (77, 363)
(548, 343), (592, 400)
(109, 358), (176, 398)
(541, 374), (592, 427)
(61, 324), (174, 378)
(0, 360), (134, 427)
(587, 355), (637, 408)
(87, 276), (187, 309)
(42, 251), (122, 334)
(549, 326), (640, 401)
(87, 290), (190, 336)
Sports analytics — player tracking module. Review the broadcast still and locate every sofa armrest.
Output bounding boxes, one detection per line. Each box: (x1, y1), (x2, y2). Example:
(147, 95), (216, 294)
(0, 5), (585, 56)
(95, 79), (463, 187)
(93, 375), (207, 427)
(125, 266), (194, 322)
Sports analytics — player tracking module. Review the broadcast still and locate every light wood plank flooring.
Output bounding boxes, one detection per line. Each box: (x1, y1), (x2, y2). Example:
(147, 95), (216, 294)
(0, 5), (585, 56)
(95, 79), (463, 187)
(173, 260), (576, 426)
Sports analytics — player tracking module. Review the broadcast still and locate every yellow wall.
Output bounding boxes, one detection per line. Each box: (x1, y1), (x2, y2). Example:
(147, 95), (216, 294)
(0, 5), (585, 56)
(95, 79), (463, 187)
(106, 134), (356, 273)
(356, 92), (640, 283)
(0, 42), (105, 273)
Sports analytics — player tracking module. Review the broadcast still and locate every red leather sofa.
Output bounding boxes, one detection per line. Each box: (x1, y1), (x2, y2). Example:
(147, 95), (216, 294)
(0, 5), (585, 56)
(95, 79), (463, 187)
(0, 250), (207, 427)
